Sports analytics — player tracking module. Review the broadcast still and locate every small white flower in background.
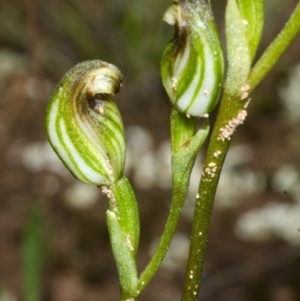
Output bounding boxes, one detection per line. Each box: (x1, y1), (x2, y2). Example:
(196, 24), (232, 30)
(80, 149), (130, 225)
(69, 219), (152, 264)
(21, 142), (70, 178)
(215, 144), (266, 209)
(150, 233), (190, 273)
(64, 182), (99, 209)
(125, 126), (156, 189)
(25, 77), (53, 101)
(0, 49), (27, 79)
(132, 152), (157, 190)
(125, 126), (172, 190)
(182, 155), (203, 219)
(155, 141), (172, 190)
(125, 126), (153, 158)
(22, 142), (104, 209)
(272, 164), (300, 203)
(279, 63), (300, 124)
(236, 164), (300, 247)
(235, 202), (300, 246)
(0, 290), (17, 301)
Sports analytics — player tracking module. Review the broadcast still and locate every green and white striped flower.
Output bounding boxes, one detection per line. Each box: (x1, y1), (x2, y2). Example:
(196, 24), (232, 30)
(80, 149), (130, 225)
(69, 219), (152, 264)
(45, 60), (125, 186)
(161, 0), (224, 117)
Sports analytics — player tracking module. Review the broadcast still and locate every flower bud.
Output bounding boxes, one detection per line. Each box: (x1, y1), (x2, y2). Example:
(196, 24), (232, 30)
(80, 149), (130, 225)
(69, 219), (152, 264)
(161, 0), (224, 117)
(45, 60), (125, 186)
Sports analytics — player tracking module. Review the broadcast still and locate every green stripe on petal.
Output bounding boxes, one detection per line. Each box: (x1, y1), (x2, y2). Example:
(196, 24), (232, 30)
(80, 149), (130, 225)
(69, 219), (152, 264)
(45, 60), (125, 186)
(161, 0), (224, 117)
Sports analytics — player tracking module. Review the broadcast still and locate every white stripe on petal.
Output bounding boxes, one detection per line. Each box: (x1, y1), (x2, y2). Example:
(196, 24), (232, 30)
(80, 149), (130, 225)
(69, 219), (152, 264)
(59, 120), (110, 185)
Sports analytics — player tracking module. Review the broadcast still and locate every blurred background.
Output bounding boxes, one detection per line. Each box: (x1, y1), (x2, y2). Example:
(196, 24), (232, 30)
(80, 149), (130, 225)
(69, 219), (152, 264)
(0, 0), (300, 300)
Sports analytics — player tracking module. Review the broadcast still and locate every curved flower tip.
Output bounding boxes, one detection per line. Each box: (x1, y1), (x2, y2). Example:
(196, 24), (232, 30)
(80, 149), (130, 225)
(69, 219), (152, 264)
(161, 0), (224, 117)
(45, 60), (126, 186)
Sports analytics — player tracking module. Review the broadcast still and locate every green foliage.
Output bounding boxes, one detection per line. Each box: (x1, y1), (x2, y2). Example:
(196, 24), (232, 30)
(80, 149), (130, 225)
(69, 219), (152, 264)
(44, 1), (300, 300)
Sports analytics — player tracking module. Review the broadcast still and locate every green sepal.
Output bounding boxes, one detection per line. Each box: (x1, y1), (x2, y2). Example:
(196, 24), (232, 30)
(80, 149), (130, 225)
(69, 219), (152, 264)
(170, 107), (209, 198)
(161, 0), (224, 117)
(170, 108), (196, 154)
(171, 114), (210, 188)
(45, 60), (125, 186)
(110, 176), (140, 257)
(106, 210), (138, 301)
(236, 0), (264, 61)
(225, 0), (252, 96)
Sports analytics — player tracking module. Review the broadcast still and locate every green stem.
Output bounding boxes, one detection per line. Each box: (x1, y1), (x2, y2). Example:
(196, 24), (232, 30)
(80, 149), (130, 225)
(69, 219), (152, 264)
(138, 113), (209, 293)
(111, 176), (140, 256)
(137, 176), (190, 292)
(106, 210), (138, 301)
(107, 176), (140, 300)
(181, 4), (300, 300)
(248, 1), (300, 91)
(181, 92), (239, 301)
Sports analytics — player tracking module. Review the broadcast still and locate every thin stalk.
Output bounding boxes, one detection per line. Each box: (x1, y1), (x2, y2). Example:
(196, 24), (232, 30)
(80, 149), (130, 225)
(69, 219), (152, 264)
(181, 3), (300, 300)
(137, 114), (209, 294)
(137, 180), (189, 292)
(248, 1), (300, 91)
(108, 176), (140, 300)
(181, 92), (240, 301)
